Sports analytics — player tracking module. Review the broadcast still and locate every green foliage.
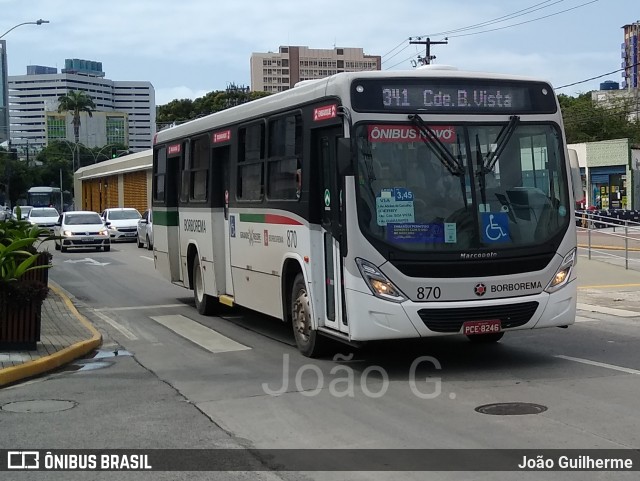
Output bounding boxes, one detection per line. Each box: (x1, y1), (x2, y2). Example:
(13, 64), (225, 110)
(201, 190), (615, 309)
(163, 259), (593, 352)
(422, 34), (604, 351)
(0, 218), (54, 282)
(559, 92), (640, 144)
(57, 90), (97, 144)
(157, 90), (272, 124)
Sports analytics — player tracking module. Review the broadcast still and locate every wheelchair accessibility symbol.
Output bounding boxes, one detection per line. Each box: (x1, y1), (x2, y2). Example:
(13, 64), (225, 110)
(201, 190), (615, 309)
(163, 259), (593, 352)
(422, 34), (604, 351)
(481, 212), (510, 243)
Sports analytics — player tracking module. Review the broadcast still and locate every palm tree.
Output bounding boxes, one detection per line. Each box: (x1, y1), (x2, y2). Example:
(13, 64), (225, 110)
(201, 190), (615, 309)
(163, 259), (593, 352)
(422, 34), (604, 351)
(57, 90), (96, 144)
(57, 90), (96, 171)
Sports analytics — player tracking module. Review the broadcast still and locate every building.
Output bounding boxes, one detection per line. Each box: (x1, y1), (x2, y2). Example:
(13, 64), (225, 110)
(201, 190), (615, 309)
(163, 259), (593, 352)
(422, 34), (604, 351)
(8, 58), (156, 157)
(591, 21), (640, 122)
(568, 138), (638, 210)
(0, 40), (8, 146)
(250, 46), (381, 93)
(622, 21), (639, 90)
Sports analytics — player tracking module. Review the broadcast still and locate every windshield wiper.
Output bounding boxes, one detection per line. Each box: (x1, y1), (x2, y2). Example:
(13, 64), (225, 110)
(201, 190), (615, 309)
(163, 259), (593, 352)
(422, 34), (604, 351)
(481, 115), (520, 174)
(408, 114), (465, 177)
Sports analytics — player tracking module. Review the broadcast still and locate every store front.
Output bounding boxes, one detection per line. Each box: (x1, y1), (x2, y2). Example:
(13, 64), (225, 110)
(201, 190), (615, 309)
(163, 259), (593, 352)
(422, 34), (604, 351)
(590, 166), (627, 210)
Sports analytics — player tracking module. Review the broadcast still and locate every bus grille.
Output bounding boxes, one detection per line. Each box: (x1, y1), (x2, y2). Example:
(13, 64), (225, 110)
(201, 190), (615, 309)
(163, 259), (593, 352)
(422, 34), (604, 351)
(417, 301), (539, 333)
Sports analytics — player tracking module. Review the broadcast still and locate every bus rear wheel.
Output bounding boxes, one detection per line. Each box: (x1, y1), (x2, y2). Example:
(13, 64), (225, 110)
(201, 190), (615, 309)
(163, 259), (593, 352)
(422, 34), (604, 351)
(193, 256), (215, 315)
(291, 273), (327, 358)
(466, 332), (504, 343)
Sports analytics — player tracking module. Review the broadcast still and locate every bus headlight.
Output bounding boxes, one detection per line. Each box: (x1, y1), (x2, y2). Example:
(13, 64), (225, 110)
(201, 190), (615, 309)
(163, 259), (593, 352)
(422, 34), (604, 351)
(99, 229), (108, 236)
(63, 230), (73, 237)
(356, 258), (407, 303)
(545, 249), (576, 293)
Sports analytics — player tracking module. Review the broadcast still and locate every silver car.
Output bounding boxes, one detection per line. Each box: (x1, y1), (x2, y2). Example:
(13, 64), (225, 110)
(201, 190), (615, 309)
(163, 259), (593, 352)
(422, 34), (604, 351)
(54, 211), (111, 252)
(137, 209), (153, 250)
(25, 207), (60, 234)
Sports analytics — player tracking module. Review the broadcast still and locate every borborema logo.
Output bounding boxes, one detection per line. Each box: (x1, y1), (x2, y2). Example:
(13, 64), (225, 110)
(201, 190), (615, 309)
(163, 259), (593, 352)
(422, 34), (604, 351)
(474, 283), (487, 296)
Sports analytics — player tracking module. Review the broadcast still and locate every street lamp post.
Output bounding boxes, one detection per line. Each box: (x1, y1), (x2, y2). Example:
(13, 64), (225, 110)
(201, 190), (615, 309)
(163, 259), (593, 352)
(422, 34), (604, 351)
(0, 19), (50, 40)
(1, 19), (50, 207)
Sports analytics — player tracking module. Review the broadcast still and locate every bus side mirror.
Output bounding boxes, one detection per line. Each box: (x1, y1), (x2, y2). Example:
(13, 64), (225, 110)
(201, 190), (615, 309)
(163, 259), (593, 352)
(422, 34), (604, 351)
(568, 149), (582, 204)
(337, 137), (353, 176)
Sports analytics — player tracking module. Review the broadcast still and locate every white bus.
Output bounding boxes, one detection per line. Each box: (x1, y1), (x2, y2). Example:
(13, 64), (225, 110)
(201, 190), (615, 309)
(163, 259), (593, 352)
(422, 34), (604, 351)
(152, 66), (580, 357)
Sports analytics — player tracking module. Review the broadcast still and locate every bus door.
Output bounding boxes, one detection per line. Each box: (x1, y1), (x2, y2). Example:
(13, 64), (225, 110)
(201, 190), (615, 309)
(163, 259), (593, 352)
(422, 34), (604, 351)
(166, 144), (184, 284)
(316, 127), (348, 334)
(211, 144), (234, 297)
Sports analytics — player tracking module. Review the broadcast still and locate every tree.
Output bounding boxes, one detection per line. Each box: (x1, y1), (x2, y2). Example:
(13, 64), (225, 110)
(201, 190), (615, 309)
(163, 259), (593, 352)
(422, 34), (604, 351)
(57, 90), (97, 144)
(156, 89), (271, 126)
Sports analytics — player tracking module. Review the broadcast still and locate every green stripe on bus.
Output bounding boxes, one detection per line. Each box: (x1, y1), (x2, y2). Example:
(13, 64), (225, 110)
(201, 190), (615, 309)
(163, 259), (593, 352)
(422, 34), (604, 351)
(154, 210), (180, 226)
(239, 213), (265, 223)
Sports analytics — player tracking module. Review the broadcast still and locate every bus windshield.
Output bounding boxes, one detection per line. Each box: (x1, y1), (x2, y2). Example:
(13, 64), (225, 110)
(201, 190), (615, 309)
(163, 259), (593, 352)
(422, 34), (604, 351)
(355, 121), (570, 253)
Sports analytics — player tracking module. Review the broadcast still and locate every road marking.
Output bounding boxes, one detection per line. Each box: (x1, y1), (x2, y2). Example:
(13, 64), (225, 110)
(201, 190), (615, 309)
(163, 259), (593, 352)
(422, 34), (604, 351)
(555, 355), (640, 375)
(65, 257), (110, 266)
(92, 310), (138, 340)
(95, 304), (185, 312)
(140, 256), (154, 261)
(574, 316), (599, 323)
(577, 303), (640, 318)
(150, 315), (251, 353)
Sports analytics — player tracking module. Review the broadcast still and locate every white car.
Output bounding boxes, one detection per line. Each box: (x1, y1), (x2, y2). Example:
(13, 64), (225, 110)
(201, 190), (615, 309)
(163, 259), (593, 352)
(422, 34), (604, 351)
(54, 211), (110, 252)
(137, 209), (153, 250)
(25, 207), (60, 234)
(101, 208), (142, 242)
(12, 205), (33, 220)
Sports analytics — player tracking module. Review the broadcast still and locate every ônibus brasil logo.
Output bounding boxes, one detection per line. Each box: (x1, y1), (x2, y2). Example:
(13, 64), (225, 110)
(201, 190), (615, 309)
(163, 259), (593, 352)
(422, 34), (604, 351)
(474, 283), (487, 297)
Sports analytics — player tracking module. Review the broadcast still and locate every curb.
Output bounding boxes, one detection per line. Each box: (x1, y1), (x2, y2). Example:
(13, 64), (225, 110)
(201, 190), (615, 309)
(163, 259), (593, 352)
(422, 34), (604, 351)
(0, 282), (102, 388)
(578, 244), (640, 252)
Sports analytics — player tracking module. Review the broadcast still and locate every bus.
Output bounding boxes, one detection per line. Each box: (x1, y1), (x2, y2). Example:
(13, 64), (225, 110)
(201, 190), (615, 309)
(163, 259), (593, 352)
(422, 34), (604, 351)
(27, 186), (72, 212)
(152, 66), (581, 357)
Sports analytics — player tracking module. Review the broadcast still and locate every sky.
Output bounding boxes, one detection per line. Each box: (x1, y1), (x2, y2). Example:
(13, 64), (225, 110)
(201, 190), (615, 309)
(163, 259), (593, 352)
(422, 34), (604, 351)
(1, 0), (637, 106)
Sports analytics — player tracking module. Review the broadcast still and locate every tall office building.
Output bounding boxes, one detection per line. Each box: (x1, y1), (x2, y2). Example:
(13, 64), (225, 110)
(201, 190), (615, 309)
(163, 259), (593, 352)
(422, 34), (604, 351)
(250, 46), (381, 93)
(622, 21), (639, 89)
(0, 40), (8, 146)
(8, 58), (155, 156)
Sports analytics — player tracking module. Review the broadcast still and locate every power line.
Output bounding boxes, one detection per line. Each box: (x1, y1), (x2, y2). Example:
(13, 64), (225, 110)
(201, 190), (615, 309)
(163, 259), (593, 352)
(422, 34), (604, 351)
(447, 0), (599, 38)
(384, 0), (600, 70)
(556, 62), (640, 89)
(419, 0), (565, 38)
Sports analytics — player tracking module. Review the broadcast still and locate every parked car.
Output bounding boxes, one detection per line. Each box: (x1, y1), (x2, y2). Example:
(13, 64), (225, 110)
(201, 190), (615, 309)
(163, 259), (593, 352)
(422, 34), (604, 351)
(25, 207), (60, 234)
(101, 208), (142, 242)
(137, 209), (153, 250)
(54, 211), (110, 252)
(12, 205), (33, 220)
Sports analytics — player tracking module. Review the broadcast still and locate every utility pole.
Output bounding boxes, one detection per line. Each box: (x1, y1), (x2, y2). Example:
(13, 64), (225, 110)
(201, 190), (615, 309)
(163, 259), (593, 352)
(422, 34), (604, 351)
(409, 37), (448, 66)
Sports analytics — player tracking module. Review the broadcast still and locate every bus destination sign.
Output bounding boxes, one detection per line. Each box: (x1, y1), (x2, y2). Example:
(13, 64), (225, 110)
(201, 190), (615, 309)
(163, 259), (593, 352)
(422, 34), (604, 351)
(351, 79), (557, 114)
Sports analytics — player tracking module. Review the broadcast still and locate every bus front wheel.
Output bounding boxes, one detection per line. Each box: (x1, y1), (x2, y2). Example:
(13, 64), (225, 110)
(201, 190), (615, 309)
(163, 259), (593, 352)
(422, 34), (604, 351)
(291, 273), (327, 358)
(193, 256), (215, 315)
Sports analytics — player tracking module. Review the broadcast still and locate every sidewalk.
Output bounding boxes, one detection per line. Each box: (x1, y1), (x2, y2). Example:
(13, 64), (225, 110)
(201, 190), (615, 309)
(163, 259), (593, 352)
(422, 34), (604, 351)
(0, 281), (102, 388)
(1, 257), (639, 389)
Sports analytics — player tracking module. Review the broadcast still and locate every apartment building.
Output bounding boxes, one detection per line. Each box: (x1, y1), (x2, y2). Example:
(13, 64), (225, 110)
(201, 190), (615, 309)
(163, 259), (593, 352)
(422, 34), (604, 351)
(622, 21), (639, 90)
(8, 58), (155, 155)
(250, 46), (381, 93)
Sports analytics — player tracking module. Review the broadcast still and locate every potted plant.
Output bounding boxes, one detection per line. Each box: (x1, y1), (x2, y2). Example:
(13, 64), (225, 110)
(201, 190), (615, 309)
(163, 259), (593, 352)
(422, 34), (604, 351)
(0, 212), (55, 350)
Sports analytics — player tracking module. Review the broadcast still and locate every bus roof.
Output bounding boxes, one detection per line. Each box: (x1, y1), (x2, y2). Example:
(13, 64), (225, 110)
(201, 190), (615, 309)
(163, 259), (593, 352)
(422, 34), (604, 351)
(28, 186), (61, 193)
(154, 67), (555, 145)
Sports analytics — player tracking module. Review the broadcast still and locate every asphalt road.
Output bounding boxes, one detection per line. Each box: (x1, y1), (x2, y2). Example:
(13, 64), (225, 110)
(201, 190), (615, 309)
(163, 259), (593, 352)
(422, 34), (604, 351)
(0, 240), (638, 481)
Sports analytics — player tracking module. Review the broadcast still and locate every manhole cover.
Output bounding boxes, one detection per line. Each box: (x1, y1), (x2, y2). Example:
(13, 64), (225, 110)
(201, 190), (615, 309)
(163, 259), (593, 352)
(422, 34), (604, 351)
(475, 402), (548, 415)
(1, 400), (77, 413)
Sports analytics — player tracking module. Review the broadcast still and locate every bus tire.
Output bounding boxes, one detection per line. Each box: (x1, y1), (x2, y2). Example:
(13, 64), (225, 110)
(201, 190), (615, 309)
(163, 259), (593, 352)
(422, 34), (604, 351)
(466, 332), (504, 343)
(146, 236), (152, 250)
(137, 237), (144, 248)
(55, 241), (61, 251)
(193, 255), (215, 315)
(61, 244), (67, 253)
(291, 273), (327, 358)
